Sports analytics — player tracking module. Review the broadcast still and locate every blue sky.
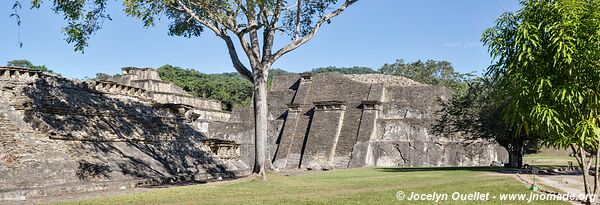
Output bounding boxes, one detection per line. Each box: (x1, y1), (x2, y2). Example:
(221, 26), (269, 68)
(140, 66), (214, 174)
(0, 1), (520, 79)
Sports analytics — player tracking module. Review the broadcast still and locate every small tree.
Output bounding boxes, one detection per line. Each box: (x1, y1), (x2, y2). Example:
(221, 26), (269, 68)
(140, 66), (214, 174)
(26, 0), (358, 178)
(483, 0), (600, 203)
(435, 77), (540, 168)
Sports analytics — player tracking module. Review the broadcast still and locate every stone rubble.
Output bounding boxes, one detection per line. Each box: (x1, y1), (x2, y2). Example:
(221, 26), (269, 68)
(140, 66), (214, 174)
(342, 74), (427, 86)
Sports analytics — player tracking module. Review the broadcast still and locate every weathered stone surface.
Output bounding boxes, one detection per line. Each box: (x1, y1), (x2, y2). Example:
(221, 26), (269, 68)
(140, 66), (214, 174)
(343, 74), (425, 86)
(0, 67), (250, 201)
(0, 66), (509, 201)
(301, 101), (347, 170)
(272, 106), (301, 169)
(110, 67), (222, 111)
(265, 73), (508, 170)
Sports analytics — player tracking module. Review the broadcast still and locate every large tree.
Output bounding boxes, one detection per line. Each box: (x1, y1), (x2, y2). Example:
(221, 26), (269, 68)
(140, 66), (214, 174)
(24, 0), (358, 178)
(483, 0), (600, 203)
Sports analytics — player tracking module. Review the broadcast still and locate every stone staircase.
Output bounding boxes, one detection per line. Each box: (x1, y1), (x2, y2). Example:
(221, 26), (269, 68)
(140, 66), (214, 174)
(0, 115), (16, 138)
(0, 97), (21, 158)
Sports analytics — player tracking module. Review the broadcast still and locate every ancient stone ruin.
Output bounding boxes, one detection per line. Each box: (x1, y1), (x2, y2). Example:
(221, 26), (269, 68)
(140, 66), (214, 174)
(0, 67), (248, 201)
(264, 73), (508, 170)
(0, 66), (507, 201)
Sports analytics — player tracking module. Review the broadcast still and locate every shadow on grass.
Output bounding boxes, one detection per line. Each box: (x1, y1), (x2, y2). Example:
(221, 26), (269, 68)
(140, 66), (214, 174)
(376, 166), (519, 174)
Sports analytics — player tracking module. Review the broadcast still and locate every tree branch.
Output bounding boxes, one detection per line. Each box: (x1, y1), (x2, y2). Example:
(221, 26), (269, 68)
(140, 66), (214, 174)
(269, 0), (285, 28)
(295, 0), (301, 40)
(260, 0), (284, 67)
(222, 35), (254, 81)
(176, 0), (254, 82)
(272, 0), (357, 61)
(246, 0), (262, 64)
(235, 33), (260, 69)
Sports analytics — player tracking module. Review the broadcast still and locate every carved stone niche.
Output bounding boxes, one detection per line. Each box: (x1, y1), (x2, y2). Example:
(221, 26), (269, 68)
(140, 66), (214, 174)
(202, 139), (241, 159)
(156, 103), (193, 117)
(287, 103), (302, 112)
(361, 100), (382, 110)
(300, 72), (313, 82)
(313, 100), (347, 111)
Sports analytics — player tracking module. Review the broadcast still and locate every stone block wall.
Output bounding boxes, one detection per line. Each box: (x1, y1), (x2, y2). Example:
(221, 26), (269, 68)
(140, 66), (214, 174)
(149, 91), (222, 110)
(300, 101), (347, 170)
(264, 73), (508, 170)
(0, 66), (510, 200)
(131, 79), (189, 95)
(122, 67), (161, 81)
(0, 67), (250, 200)
(112, 67), (222, 111)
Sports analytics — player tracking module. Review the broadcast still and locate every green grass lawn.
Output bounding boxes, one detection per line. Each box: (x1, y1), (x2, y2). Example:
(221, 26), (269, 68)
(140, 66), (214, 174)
(524, 152), (577, 168)
(55, 167), (567, 205)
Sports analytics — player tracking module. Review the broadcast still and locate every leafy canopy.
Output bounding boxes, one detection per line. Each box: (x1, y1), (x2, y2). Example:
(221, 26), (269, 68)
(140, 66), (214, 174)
(27, 0), (353, 53)
(482, 0), (600, 149)
(435, 77), (540, 167)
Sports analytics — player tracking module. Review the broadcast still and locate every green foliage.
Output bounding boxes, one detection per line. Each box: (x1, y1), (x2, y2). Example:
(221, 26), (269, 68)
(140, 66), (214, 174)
(6, 59), (52, 72)
(379, 59), (473, 93)
(281, 0), (340, 38)
(31, 0), (345, 52)
(435, 77), (540, 167)
(311, 66), (377, 74)
(482, 0), (600, 151)
(157, 65), (253, 111)
(436, 78), (516, 145)
(269, 68), (296, 77)
(25, 0), (112, 52)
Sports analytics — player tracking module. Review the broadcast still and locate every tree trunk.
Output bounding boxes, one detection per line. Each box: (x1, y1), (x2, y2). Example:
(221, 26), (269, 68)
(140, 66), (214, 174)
(571, 145), (597, 205)
(506, 146), (523, 168)
(506, 138), (524, 168)
(594, 145), (599, 205)
(580, 147), (594, 205)
(252, 68), (268, 180)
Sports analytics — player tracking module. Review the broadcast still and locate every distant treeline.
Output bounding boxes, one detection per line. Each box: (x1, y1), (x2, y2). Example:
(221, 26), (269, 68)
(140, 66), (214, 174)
(157, 65), (255, 111)
(5, 59), (54, 73)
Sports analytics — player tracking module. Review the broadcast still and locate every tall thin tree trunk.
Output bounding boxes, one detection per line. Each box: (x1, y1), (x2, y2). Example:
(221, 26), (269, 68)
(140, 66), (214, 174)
(579, 147), (594, 205)
(594, 144), (599, 205)
(253, 68), (268, 180)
